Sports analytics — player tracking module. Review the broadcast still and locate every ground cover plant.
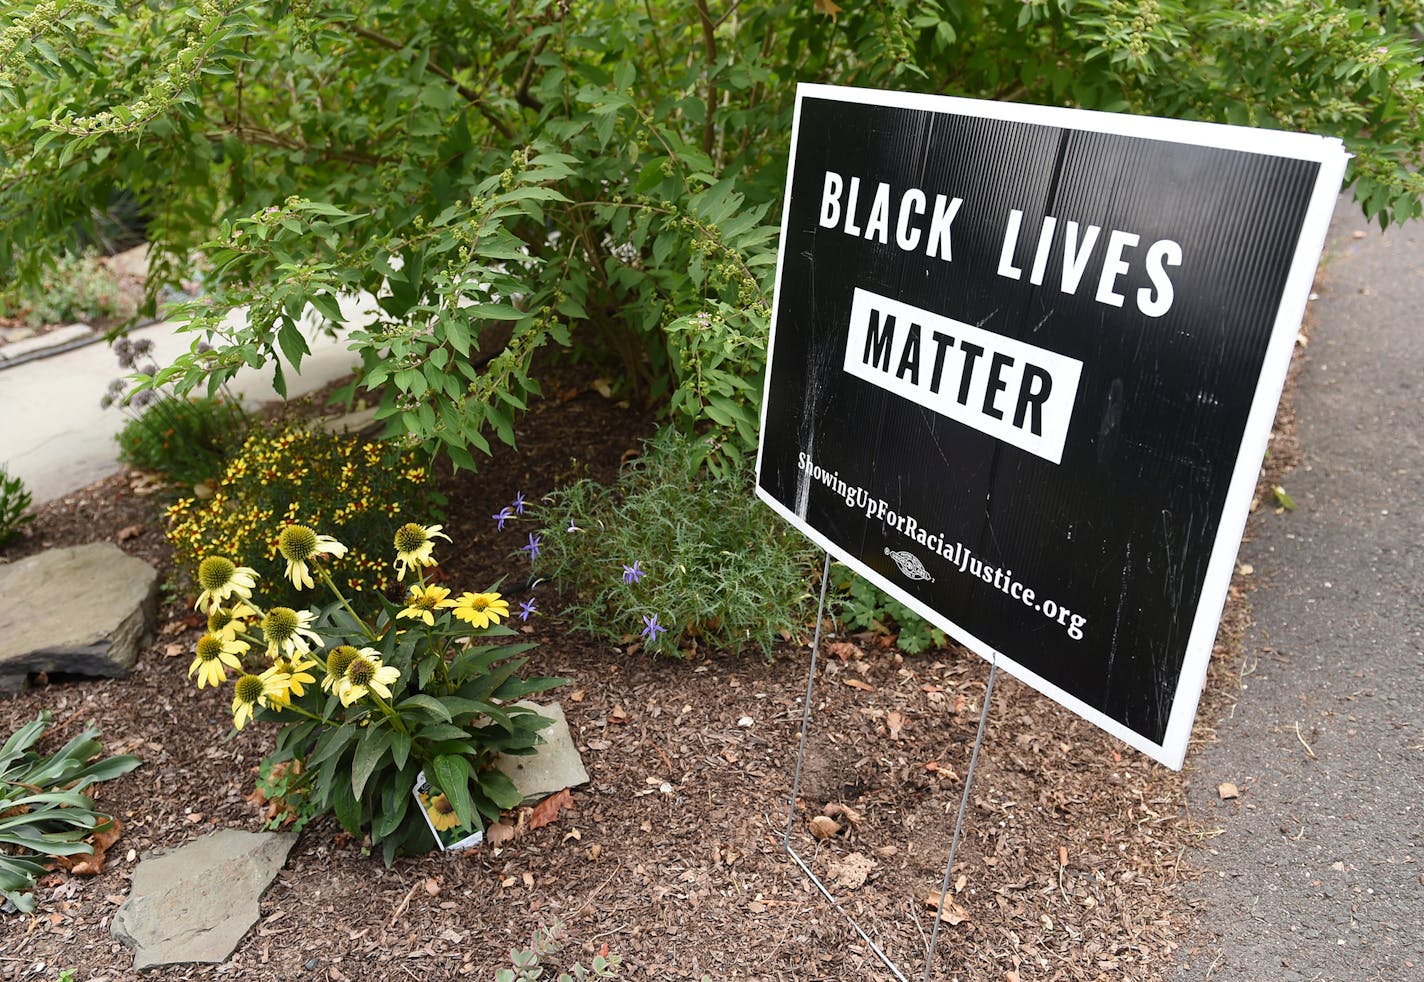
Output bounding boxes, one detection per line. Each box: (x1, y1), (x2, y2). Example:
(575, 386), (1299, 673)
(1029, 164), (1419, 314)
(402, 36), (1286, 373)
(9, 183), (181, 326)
(0, 464), (32, 546)
(532, 426), (817, 657)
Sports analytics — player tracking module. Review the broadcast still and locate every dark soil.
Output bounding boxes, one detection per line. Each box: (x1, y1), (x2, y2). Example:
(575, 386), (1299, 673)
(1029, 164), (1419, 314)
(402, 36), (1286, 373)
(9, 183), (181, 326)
(0, 347), (1296, 981)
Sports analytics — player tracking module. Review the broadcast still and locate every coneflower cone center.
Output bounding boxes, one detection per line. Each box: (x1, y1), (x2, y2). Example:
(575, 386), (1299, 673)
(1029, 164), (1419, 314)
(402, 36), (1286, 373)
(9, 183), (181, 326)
(198, 556), (236, 591)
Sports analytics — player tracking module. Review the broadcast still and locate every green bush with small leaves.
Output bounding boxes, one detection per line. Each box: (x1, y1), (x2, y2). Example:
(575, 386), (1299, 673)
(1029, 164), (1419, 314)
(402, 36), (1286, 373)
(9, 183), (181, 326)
(114, 393), (249, 489)
(498, 923), (622, 982)
(534, 428), (817, 657)
(0, 712), (141, 914)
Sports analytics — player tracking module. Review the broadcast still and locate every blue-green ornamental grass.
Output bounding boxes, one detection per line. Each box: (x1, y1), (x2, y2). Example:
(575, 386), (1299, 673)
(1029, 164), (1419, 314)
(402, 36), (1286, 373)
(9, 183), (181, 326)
(530, 427), (818, 657)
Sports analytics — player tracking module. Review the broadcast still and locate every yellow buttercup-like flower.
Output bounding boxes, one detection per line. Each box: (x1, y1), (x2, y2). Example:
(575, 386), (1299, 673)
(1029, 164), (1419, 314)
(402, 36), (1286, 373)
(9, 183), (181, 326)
(194, 556), (258, 614)
(393, 522), (450, 581)
(261, 606), (324, 660)
(451, 591), (509, 630)
(398, 584), (457, 626)
(188, 632), (249, 689)
(278, 524), (348, 590)
(336, 652), (400, 707)
(231, 670), (288, 730)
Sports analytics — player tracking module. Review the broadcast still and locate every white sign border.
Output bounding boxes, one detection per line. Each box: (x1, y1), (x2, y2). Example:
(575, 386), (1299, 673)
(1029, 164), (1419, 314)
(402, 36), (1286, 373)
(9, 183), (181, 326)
(755, 83), (1349, 770)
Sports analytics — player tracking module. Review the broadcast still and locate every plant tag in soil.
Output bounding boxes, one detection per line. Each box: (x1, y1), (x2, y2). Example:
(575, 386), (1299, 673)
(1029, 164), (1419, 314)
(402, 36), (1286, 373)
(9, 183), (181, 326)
(413, 770), (485, 852)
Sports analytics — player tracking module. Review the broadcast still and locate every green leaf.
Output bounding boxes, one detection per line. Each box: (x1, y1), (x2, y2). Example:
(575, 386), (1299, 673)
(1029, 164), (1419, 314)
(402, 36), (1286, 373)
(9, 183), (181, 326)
(397, 694), (453, 722)
(351, 724), (393, 801)
(476, 769), (523, 810)
(431, 755), (477, 830)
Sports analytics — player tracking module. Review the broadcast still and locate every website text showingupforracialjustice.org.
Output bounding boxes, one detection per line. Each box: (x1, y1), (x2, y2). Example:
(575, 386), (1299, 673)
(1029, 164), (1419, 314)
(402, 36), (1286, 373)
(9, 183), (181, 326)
(797, 452), (1087, 641)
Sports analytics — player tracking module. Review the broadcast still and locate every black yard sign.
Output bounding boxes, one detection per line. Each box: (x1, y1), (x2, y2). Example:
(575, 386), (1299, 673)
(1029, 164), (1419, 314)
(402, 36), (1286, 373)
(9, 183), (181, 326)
(756, 85), (1347, 768)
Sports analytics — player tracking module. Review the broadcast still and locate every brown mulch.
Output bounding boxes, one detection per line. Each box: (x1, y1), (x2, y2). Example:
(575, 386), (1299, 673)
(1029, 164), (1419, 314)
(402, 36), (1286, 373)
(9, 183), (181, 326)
(0, 342), (1303, 981)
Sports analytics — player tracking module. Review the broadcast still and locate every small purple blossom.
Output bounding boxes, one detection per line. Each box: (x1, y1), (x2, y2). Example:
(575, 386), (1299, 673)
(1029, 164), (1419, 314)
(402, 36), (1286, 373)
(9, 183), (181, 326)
(521, 533), (542, 561)
(622, 561), (645, 585)
(511, 491), (526, 515)
(492, 506), (514, 530)
(640, 613), (667, 643)
(518, 598), (537, 621)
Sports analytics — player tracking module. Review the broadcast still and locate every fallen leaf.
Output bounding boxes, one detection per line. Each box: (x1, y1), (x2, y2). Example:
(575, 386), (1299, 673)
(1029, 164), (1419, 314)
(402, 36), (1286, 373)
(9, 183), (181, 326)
(1058, 845), (1069, 868)
(813, 0), (842, 23)
(842, 678), (874, 692)
(522, 872), (535, 889)
(1273, 485), (1297, 510)
(588, 844), (602, 861)
(923, 891), (970, 924)
(826, 641), (863, 660)
(823, 802), (863, 825)
(607, 706), (630, 725)
(117, 523), (144, 541)
(827, 852), (876, 890)
(163, 642), (185, 658)
(1218, 782), (1240, 800)
(486, 821), (518, 847)
(808, 815), (842, 839)
(886, 710), (905, 739)
(423, 878), (441, 897)
(954, 873), (967, 893)
(528, 789), (575, 831)
(568, 689), (586, 702)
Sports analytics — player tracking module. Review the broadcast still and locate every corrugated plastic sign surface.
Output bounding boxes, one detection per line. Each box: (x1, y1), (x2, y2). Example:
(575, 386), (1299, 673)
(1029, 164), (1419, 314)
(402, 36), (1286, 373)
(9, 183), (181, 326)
(756, 85), (1348, 768)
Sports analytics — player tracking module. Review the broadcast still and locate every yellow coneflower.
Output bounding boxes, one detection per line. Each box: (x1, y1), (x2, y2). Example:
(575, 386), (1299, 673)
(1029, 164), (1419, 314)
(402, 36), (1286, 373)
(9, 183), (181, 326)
(188, 632), (249, 689)
(397, 584), (457, 626)
(277, 524), (348, 590)
(194, 556), (258, 614)
(451, 591), (509, 630)
(393, 522), (451, 581)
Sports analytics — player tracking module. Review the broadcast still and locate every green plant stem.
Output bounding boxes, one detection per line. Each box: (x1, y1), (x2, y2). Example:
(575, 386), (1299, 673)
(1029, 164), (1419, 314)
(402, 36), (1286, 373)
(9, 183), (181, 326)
(319, 567), (379, 643)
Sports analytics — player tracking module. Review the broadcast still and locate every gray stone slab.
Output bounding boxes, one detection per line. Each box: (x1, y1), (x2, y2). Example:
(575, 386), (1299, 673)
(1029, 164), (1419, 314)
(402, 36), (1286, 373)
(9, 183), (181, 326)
(111, 829), (297, 970)
(0, 542), (157, 694)
(495, 701), (590, 804)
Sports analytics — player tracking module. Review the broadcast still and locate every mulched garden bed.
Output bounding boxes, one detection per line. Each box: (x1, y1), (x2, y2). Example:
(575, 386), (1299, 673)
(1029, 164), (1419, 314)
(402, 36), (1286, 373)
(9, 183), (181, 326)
(0, 346), (1295, 981)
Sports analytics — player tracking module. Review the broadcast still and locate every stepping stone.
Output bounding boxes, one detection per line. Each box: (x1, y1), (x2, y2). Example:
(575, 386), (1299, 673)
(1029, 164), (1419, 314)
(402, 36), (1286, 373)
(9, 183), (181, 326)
(0, 542), (158, 695)
(495, 701), (590, 804)
(111, 829), (297, 970)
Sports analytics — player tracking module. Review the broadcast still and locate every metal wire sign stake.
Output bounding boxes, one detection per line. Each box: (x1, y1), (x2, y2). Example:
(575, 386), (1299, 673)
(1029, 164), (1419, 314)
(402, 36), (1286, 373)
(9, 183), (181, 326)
(782, 552), (999, 981)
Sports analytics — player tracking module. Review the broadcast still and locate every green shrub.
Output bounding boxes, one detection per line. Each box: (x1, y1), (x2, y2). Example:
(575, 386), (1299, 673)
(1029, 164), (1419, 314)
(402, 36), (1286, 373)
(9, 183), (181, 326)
(165, 421), (442, 609)
(0, 712), (141, 914)
(0, 464), (33, 546)
(0, 249), (128, 329)
(833, 566), (948, 655)
(6, 2), (1421, 474)
(533, 428), (817, 657)
(183, 521), (562, 863)
(113, 393), (248, 488)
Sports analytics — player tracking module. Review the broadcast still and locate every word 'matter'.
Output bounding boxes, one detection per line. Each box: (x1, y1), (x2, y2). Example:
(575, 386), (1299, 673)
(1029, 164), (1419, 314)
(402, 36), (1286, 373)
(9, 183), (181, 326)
(817, 171), (1183, 316)
(842, 288), (1083, 464)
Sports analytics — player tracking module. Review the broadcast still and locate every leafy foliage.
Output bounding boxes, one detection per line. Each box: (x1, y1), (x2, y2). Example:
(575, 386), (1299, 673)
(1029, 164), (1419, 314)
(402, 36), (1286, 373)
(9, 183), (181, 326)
(165, 421), (441, 608)
(833, 564), (948, 655)
(498, 922), (622, 982)
(3, 1), (1419, 472)
(0, 464), (33, 546)
(533, 427), (817, 657)
(0, 249), (129, 329)
(0, 712), (141, 913)
(114, 393), (248, 489)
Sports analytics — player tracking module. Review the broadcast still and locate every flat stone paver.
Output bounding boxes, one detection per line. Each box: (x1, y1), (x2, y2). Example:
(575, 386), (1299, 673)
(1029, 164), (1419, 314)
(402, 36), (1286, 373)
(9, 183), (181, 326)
(0, 542), (157, 694)
(111, 829), (297, 970)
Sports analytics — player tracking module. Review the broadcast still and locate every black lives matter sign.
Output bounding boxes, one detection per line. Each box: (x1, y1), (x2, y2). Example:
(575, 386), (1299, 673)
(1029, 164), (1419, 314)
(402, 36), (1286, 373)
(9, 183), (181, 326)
(756, 85), (1346, 768)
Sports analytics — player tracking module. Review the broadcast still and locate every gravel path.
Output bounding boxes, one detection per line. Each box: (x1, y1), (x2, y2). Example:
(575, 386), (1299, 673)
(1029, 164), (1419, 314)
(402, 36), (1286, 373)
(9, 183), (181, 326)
(1174, 200), (1424, 979)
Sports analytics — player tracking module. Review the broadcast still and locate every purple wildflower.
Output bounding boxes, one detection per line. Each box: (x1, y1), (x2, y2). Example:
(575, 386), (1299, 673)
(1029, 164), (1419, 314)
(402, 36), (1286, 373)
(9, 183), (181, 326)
(518, 598), (537, 621)
(511, 491), (526, 515)
(521, 533), (542, 561)
(492, 506), (514, 530)
(622, 561), (645, 585)
(640, 613), (667, 643)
